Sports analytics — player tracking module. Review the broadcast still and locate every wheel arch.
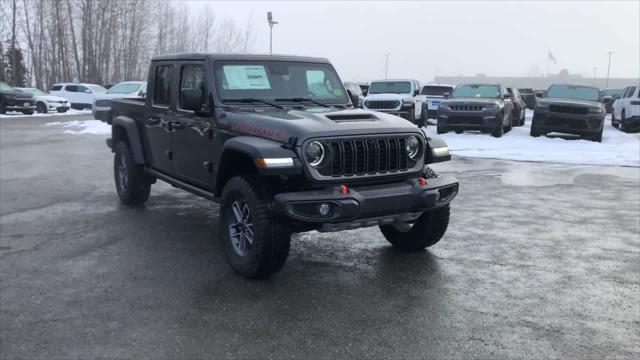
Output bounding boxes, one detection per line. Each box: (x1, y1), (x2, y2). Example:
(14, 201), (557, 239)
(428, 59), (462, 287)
(111, 116), (145, 164)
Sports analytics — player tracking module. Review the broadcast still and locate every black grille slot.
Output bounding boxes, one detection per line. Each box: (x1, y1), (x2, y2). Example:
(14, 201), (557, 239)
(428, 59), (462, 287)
(326, 113), (376, 121)
(364, 100), (400, 110)
(448, 116), (484, 125)
(549, 105), (588, 115)
(316, 136), (413, 178)
(451, 105), (484, 111)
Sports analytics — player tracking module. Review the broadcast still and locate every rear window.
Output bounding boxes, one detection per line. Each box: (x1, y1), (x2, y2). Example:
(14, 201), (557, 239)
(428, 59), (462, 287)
(420, 86), (452, 96)
(153, 65), (173, 106)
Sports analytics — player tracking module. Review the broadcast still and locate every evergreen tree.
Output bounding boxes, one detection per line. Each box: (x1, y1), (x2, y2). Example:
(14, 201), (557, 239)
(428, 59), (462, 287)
(4, 43), (27, 87)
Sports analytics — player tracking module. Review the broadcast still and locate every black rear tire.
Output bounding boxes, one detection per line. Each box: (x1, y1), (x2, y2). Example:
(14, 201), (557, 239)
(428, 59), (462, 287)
(380, 206), (450, 251)
(114, 141), (151, 205)
(437, 125), (447, 134)
(0, 102), (5, 114)
(611, 112), (619, 128)
(621, 111), (628, 132)
(220, 176), (291, 278)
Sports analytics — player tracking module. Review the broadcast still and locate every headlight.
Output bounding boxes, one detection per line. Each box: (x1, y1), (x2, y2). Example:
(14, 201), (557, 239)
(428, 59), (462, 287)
(305, 141), (325, 168)
(484, 104), (498, 110)
(405, 136), (420, 160)
(588, 106), (604, 113)
(402, 99), (414, 107)
(439, 102), (450, 109)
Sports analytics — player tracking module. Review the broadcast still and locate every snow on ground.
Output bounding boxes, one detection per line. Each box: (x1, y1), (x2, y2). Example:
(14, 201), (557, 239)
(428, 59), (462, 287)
(0, 109), (92, 118)
(424, 110), (640, 167)
(45, 120), (111, 135)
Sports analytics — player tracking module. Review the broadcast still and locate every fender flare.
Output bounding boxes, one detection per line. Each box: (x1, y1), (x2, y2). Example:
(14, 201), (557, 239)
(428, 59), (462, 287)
(112, 116), (145, 164)
(221, 136), (302, 175)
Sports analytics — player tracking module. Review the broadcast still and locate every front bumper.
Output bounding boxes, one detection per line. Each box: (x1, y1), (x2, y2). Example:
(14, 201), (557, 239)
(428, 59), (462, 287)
(437, 110), (500, 130)
(92, 106), (112, 123)
(532, 110), (604, 135)
(273, 175), (458, 232)
(4, 98), (35, 111)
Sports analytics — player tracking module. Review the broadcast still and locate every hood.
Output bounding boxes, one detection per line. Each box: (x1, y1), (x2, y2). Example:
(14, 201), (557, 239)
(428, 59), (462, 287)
(0, 89), (33, 99)
(95, 92), (142, 100)
(443, 97), (500, 105)
(537, 97), (601, 108)
(38, 94), (68, 102)
(219, 106), (422, 144)
(364, 93), (413, 101)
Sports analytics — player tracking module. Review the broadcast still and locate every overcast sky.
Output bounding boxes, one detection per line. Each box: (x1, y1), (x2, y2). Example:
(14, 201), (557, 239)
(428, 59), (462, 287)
(187, 1), (639, 83)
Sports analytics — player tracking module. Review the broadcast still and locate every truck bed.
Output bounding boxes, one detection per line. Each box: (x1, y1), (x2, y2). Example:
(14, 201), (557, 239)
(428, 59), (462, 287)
(100, 98), (146, 124)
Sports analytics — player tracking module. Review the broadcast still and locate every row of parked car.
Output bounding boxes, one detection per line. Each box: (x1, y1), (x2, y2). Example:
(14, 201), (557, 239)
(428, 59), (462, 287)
(343, 79), (639, 142)
(0, 80), (146, 115)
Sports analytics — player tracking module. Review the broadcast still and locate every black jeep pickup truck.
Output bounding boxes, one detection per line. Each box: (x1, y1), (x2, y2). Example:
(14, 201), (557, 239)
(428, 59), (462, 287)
(102, 53), (458, 278)
(531, 84), (605, 142)
(436, 83), (514, 137)
(0, 81), (36, 115)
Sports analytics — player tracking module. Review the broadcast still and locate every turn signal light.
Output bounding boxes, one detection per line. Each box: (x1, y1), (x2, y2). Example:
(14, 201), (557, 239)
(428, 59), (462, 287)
(419, 177), (427, 186)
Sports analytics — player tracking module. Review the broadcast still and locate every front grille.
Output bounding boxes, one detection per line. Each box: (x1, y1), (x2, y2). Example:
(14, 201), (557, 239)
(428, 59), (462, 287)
(318, 136), (411, 178)
(95, 100), (113, 107)
(549, 105), (588, 115)
(450, 105), (484, 111)
(364, 100), (400, 110)
(448, 116), (484, 125)
(546, 117), (588, 129)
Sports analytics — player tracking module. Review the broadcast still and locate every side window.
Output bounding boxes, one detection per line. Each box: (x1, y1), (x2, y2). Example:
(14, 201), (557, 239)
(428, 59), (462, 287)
(153, 64), (173, 106)
(77, 85), (89, 93)
(51, 85), (62, 91)
(626, 86), (637, 98)
(65, 85), (78, 92)
(179, 65), (207, 110)
(622, 87), (631, 98)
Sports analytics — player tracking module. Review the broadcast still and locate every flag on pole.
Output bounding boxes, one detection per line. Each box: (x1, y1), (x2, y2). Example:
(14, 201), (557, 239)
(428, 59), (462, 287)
(548, 52), (557, 64)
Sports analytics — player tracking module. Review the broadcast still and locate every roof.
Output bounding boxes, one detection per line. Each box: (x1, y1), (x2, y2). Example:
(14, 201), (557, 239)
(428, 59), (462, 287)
(151, 53), (331, 64)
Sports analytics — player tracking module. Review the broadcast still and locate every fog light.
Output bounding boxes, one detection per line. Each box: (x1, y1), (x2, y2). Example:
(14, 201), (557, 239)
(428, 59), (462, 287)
(318, 203), (330, 216)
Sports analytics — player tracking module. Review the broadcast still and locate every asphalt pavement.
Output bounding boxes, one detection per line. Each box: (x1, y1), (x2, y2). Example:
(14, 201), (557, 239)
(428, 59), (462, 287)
(1, 114), (639, 359)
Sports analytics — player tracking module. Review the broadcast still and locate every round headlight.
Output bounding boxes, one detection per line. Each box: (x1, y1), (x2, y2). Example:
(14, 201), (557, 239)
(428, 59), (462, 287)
(305, 141), (325, 167)
(406, 136), (420, 160)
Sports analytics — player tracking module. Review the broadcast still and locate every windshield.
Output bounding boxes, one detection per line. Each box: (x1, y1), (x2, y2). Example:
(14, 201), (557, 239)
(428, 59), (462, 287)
(88, 85), (107, 94)
(214, 61), (349, 104)
(0, 82), (14, 91)
(19, 88), (46, 96)
(107, 83), (142, 94)
(368, 81), (412, 95)
(601, 88), (623, 97)
(452, 85), (500, 98)
(546, 84), (599, 101)
(421, 86), (453, 96)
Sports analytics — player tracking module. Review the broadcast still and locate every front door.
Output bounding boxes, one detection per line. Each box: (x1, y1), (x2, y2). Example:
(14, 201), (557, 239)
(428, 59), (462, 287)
(171, 63), (215, 190)
(146, 63), (176, 175)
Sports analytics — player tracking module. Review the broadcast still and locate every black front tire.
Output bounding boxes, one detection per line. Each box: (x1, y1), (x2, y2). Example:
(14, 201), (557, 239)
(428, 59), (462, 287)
(620, 111), (628, 132)
(21, 110), (35, 115)
(220, 176), (291, 278)
(437, 125), (447, 134)
(492, 113), (504, 138)
(611, 112), (619, 128)
(114, 142), (151, 205)
(589, 129), (603, 142)
(0, 102), (5, 114)
(379, 206), (450, 251)
(36, 102), (47, 113)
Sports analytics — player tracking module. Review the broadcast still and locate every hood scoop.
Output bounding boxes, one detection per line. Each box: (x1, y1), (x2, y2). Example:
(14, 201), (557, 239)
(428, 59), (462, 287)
(325, 113), (378, 122)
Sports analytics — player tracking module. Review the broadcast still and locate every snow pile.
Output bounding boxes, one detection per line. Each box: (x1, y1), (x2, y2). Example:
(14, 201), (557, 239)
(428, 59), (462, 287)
(424, 112), (640, 167)
(0, 109), (92, 118)
(45, 120), (110, 135)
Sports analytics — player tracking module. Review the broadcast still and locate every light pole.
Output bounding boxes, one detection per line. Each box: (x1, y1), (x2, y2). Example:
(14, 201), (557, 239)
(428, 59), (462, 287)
(605, 51), (614, 88)
(267, 12), (278, 55)
(593, 67), (598, 86)
(384, 53), (390, 79)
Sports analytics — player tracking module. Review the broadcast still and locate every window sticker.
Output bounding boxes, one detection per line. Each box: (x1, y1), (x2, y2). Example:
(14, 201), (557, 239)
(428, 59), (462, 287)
(223, 65), (271, 89)
(333, 89), (343, 96)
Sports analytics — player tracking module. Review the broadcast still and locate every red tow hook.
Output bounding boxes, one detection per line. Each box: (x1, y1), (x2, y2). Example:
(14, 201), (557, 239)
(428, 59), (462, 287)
(340, 184), (348, 194)
(418, 177), (427, 186)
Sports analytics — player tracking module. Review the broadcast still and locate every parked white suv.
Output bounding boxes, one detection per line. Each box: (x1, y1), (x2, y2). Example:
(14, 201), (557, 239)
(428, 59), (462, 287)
(362, 79), (425, 126)
(49, 83), (107, 110)
(417, 83), (455, 120)
(612, 84), (640, 132)
(15, 87), (70, 113)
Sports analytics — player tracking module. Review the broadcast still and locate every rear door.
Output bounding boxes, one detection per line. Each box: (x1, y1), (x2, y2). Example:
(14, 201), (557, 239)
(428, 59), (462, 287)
(146, 62), (176, 174)
(171, 62), (215, 190)
(63, 85), (79, 104)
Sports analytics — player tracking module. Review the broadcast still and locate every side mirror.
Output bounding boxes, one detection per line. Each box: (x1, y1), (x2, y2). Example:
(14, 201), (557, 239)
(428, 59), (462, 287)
(413, 89), (419, 96)
(442, 92), (450, 99)
(181, 88), (205, 112)
(346, 89), (359, 107)
(503, 93), (511, 99)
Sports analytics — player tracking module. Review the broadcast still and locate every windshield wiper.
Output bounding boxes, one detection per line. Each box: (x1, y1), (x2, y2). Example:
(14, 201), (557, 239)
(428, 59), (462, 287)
(275, 97), (331, 108)
(222, 98), (284, 109)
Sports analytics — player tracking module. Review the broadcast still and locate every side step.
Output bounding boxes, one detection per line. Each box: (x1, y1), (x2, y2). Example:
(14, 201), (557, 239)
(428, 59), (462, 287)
(144, 167), (218, 202)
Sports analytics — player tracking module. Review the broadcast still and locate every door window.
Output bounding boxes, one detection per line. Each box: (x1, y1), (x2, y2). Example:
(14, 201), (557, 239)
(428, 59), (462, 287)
(51, 85), (62, 91)
(65, 85), (79, 92)
(179, 66), (207, 110)
(306, 70), (337, 97)
(626, 87), (637, 98)
(153, 65), (173, 106)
